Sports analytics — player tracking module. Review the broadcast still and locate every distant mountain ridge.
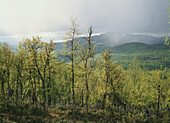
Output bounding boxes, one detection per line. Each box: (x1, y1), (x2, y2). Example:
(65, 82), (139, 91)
(92, 32), (165, 47)
(89, 32), (167, 53)
(1, 32), (168, 53)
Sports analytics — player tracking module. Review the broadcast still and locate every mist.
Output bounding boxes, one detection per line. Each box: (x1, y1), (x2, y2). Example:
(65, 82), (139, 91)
(0, 0), (169, 44)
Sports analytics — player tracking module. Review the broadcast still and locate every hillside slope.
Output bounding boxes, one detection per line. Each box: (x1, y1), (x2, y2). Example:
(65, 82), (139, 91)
(112, 42), (170, 53)
(111, 42), (170, 70)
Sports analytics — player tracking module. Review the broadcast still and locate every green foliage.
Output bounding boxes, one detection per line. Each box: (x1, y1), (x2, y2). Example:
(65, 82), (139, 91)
(0, 22), (169, 122)
(164, 36), (170, 47)
(113, 50), (170, 70)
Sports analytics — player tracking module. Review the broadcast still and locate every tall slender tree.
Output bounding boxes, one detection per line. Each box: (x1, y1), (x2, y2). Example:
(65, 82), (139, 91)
(64, 17), (81, 114)
(81, 26), (96, 113)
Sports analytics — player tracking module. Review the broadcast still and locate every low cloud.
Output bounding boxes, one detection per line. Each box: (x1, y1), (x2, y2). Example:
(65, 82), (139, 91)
(0, 0), (169, 37)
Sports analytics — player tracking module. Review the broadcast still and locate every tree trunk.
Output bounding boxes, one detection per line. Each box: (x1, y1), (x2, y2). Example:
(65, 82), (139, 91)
(34, 55), (47, 115)
(42, 79), (46, 115)
(157, 85), (160, 117)
(48, 69), (51, 106)
(68, 87), (71, 105)
(71, 39), (75, 114)
(1, 77), (5, 101)
(16, 71), (19, 101)
(20, 79), (23, 104)
(33, 73), (37, 105)
(102, 93), (107, 110)
(7, 70), (10, 101)
(81, 89), (84, 107)
(72, 60), (75, 113)
(85, 60), (89, 113)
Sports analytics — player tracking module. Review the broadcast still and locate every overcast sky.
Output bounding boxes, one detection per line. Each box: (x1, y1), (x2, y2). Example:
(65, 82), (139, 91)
(0, 0), (169, 41)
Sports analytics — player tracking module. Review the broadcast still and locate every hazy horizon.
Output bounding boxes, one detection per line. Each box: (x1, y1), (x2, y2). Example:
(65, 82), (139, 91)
(0, 0), (169, 44)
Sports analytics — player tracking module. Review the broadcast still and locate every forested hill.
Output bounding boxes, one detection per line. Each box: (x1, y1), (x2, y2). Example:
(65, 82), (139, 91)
(112, 42), (170, 54)
(109, 42), (170, 70)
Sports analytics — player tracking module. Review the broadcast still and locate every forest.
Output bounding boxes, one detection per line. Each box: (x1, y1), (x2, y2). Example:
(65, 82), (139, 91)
(0, 19), (170, 122)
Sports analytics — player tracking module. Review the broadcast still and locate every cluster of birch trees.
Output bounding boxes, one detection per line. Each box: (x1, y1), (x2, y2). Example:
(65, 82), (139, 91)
(0, 18), (169, 119)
